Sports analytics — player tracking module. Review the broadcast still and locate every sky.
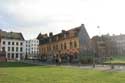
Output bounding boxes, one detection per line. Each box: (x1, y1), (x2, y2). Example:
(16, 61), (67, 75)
(0, 0), (125, 40)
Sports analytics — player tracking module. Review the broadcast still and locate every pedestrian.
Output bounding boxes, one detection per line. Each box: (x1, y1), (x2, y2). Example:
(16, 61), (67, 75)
(58, 57), (61, 65)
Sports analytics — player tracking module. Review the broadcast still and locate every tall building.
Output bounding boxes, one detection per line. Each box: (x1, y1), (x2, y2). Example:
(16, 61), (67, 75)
(25, 39), (39, 59)
(37, 24), (91, 63)
(0, 30), (25, 61)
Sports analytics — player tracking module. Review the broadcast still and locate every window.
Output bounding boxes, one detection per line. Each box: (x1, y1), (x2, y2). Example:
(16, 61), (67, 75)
(64, 34), (66, 38)
(53, 45), (55, 50)
(3, 41), (5, 45)
(70, 41), (73, 48)
(12, 42), (14, 45)
(20, 47), (23, 52)
(20, 42), (23, 45)
(16, 54), (18, 58)
(64, 43), (67, 49)
(16, 47), (18, 52)
(12, 53), (14, 59)
(61, 43), (63, 50)
(74, 41), (77, 48)
(20, 53), (22, 59)
(8, 53), (10, 59)
(8, 47), (10, 51)
(56, 36), (59, 41)
(2, 47), (5, 51)
(12, 47), (14, 51)
(16, 42), (18, 45)
(8, 42), (11, 45)
(56, 45), (58, 50)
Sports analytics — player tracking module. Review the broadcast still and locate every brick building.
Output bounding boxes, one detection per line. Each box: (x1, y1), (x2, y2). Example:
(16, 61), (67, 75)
(37, 24), (91, 63)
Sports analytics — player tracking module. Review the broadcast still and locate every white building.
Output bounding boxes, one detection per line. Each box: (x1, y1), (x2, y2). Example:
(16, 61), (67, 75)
(0, 30), (25, 61)
(25, 39), (39, 59)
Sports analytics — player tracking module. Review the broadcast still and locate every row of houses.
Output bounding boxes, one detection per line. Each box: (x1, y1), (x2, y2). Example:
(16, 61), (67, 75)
(37, 24), (91, 63)
(37, 24), (125, 63)
(0, 24), (125, 63)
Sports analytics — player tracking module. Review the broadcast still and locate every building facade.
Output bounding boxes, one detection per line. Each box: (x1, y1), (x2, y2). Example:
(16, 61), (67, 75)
(25, 39), (39, 59)
(91, 36), (112, 63)
(37, 24), (91, 63)
(108, 34), (125, 56)
(0, 35), (6, 62)
(91, 34), (125, 63)
(0, 30), (25, 61)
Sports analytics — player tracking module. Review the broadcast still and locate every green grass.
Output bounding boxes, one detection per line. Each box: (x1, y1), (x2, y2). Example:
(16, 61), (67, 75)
(0, 62), (125, 83)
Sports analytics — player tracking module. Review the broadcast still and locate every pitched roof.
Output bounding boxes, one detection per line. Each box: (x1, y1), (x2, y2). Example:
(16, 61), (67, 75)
(0, 30), (25, 40)
(38, 25), (81, 45)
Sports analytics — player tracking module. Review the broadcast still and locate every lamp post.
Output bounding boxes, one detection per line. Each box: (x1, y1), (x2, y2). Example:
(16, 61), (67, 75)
(93, 52), (96, 68)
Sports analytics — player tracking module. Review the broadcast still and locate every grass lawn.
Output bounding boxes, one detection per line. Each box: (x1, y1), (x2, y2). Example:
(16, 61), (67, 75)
(0, 62), (125, 83)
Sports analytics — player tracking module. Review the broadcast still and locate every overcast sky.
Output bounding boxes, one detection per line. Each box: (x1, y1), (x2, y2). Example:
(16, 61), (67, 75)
(0, 0), (125, 40)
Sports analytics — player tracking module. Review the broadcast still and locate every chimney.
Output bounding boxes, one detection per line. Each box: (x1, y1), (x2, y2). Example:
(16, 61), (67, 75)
(43, 33), (48, 38)
(62, 30), (66, 33)
(49, 32), (53, 37)
(81, 24), (85, 27)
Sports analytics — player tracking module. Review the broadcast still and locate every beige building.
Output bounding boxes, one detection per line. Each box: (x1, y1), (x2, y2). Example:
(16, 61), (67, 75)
(37, 24), (91, 63)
